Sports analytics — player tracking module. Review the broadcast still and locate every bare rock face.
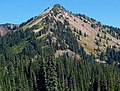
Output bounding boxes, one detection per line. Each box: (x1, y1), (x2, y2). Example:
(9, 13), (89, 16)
(55, 49), (81, 60)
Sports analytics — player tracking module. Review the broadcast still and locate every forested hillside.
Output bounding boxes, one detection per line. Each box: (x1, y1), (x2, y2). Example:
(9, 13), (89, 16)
(0, 4), (120, 91)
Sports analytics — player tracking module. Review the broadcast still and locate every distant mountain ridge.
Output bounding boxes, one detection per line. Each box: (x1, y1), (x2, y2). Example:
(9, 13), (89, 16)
(0, 23), (19, 36)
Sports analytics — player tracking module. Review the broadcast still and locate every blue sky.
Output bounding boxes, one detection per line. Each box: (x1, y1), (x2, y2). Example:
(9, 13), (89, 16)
(0, 0), (120, 27)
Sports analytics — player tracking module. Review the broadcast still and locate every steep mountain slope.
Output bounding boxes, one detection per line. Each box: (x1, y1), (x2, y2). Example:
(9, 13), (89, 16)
(19, 4), (120, 57)
(0, 4), (120, 91)
(0, 23), (19, 36)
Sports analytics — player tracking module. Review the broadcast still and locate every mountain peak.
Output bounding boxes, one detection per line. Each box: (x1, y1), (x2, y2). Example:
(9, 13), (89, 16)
(41, 4), (65, 16)
(20, 4), (120, 55)
(53, 4), (64, 9)
(51, 4), (65, 13)
(53, 4), (62, 8)
(50, 4), (65, 12)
